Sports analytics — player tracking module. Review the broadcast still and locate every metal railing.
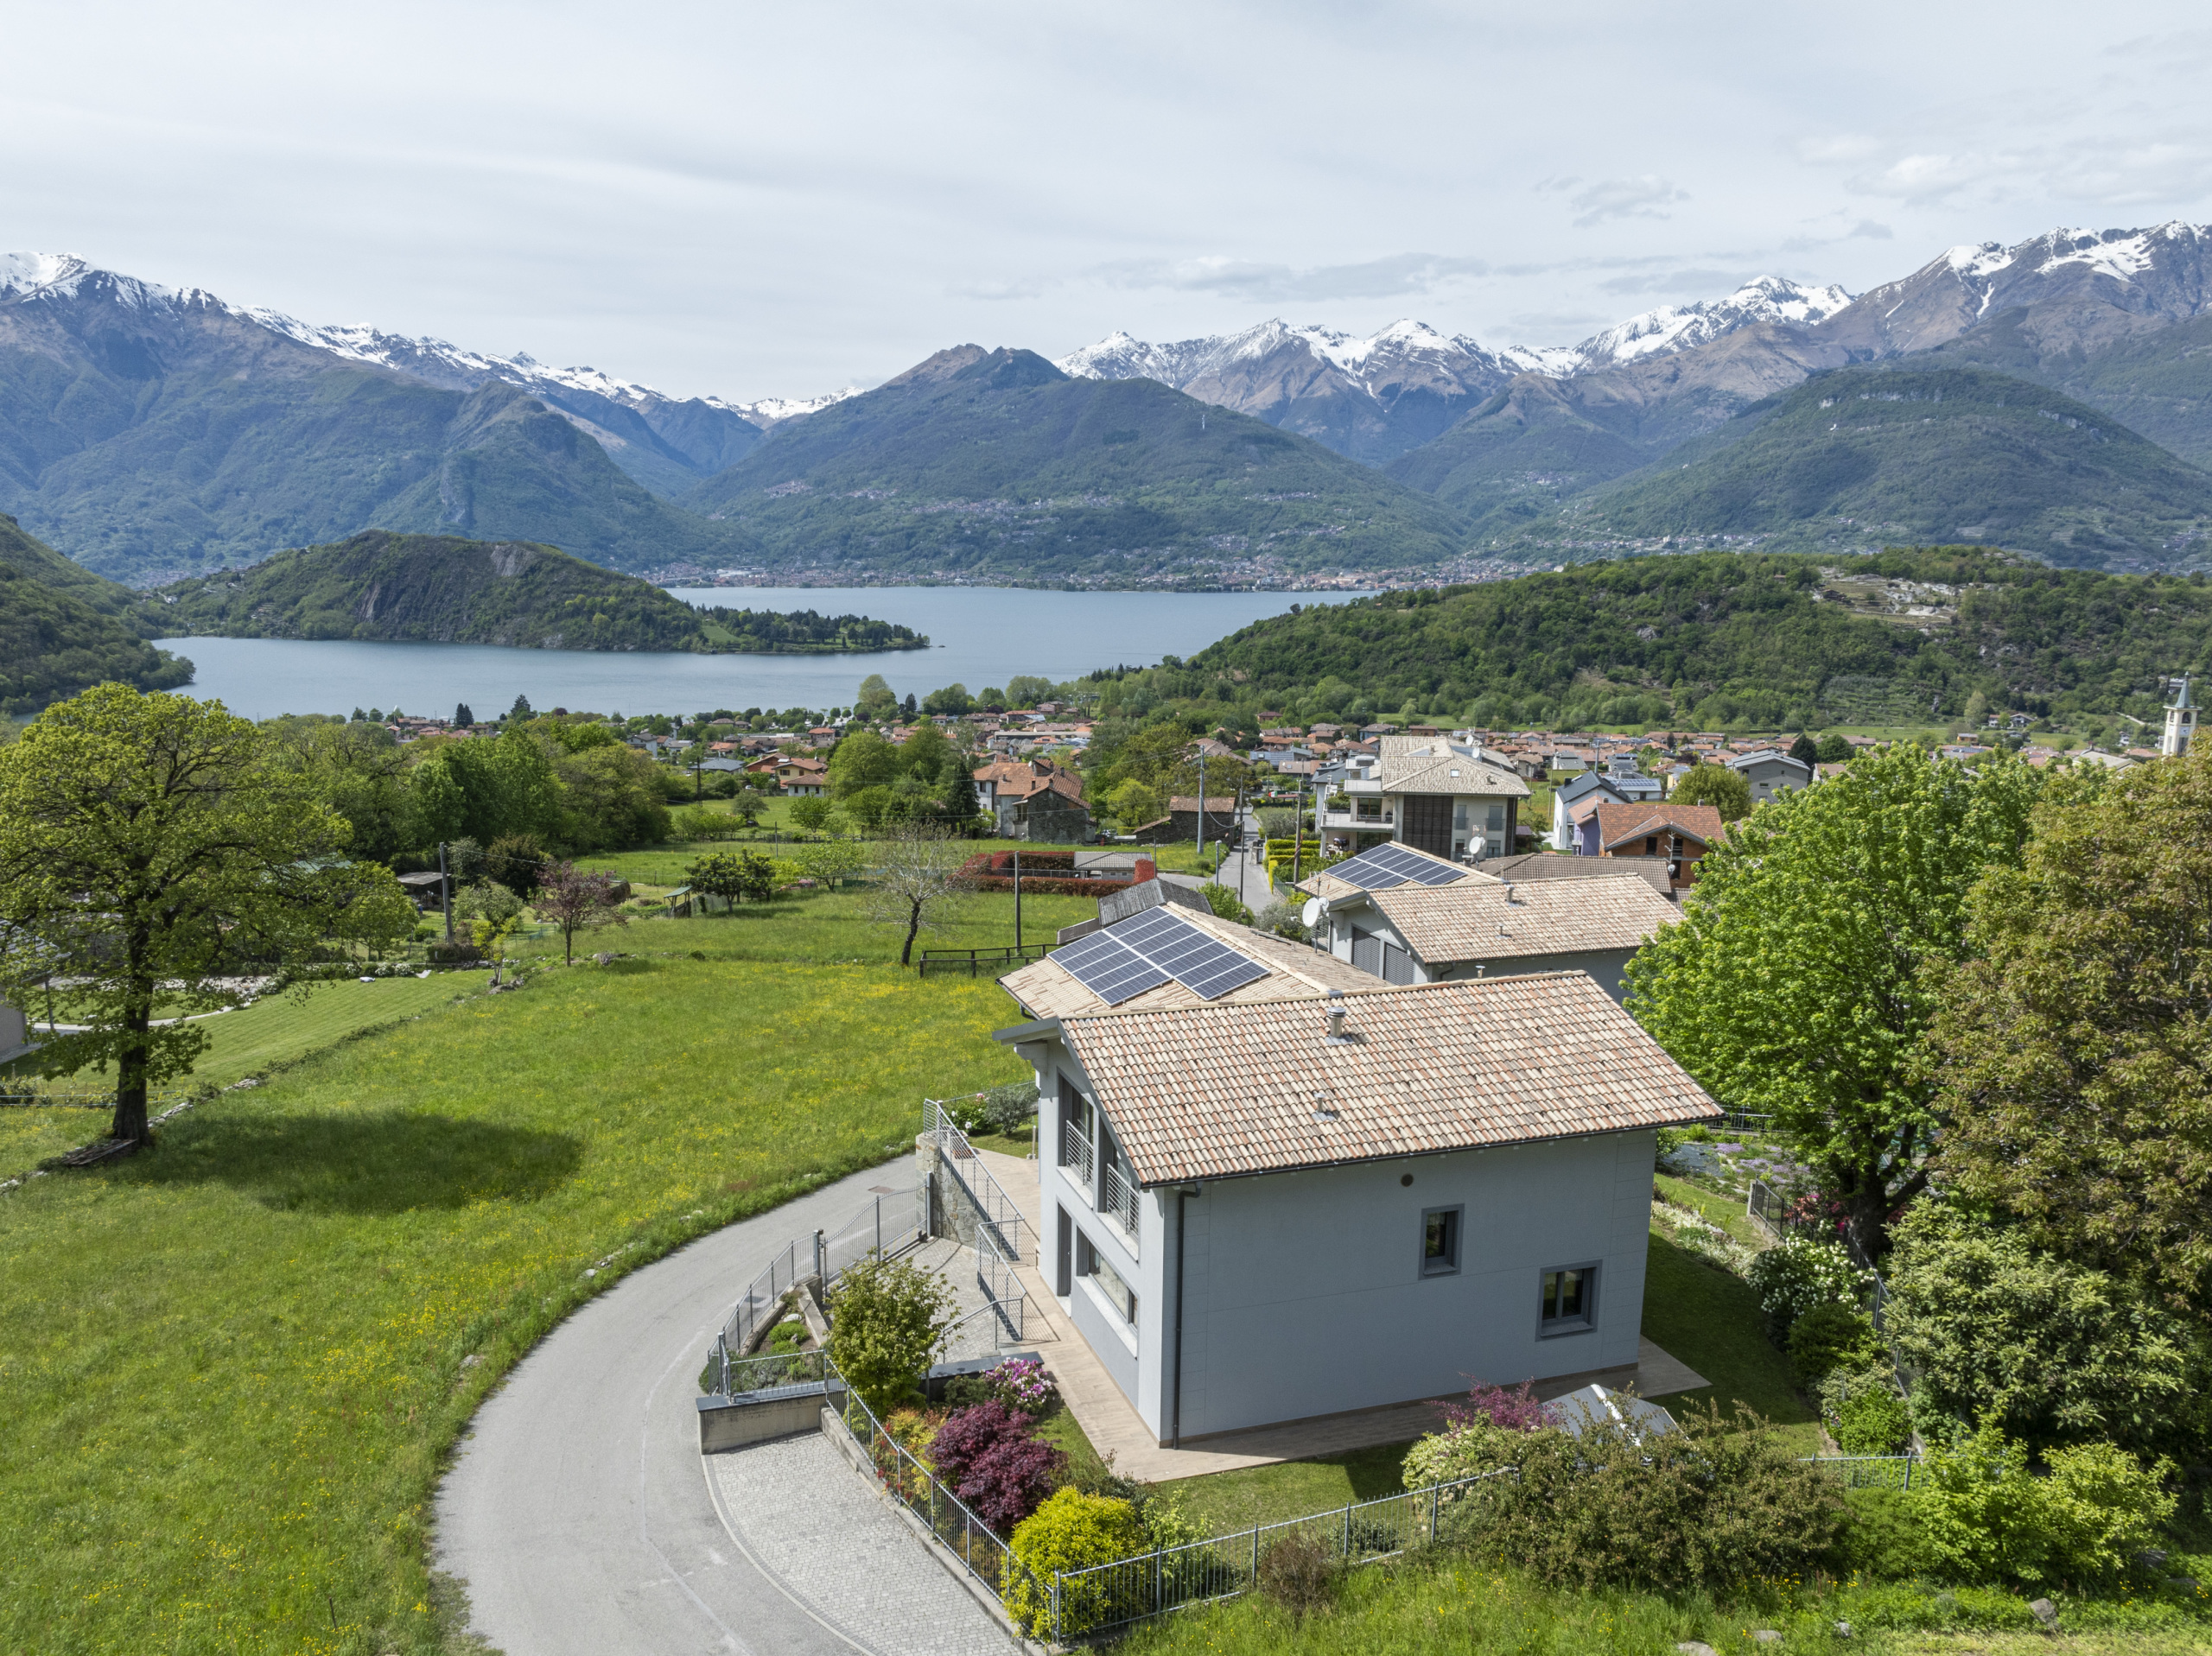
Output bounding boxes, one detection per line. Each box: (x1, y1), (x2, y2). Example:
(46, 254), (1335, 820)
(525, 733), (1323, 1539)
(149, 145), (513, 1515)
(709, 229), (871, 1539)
(0, 1086), (189, 1109)
(1060, 1120), (1096, 1196)
(1101, 1162), (1141, 1240)
(917, 944), (1049, 978)
(1716, 1107), (1775, 1133)
(1046, 1469), (1511, 1641)
(825, 1361), (1049, 1610)
(708, 1185), (924, 1396)
(924, 1101), (1031, 1342)
(723, 1348), (833, 1399)
(1803, 1453), (1918, 1490)
(924, 1101), (1033, 1264)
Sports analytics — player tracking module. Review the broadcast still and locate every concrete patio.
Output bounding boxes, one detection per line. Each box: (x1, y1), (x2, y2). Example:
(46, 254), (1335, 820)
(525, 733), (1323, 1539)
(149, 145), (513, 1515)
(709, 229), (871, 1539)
(967, 1145), (1707, 1482)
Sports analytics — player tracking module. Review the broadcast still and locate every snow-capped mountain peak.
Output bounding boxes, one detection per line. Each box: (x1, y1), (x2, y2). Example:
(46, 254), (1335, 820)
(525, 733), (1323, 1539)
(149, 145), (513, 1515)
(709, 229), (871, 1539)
(1567, 276), (1853, 371)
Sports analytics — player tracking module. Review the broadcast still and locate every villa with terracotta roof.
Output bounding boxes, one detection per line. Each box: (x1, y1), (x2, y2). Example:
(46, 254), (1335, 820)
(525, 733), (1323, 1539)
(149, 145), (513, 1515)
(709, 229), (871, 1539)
(1567, 801), (1725, 890)
(994, 974), (1720, 1445)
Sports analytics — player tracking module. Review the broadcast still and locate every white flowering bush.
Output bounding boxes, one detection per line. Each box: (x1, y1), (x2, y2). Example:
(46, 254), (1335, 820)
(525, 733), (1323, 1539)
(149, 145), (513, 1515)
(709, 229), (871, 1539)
(1745, 1235), (1873, 1342)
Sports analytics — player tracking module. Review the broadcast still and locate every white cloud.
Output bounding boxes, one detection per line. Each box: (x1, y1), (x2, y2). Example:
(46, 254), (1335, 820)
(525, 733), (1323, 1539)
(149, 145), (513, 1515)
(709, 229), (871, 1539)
(1560, 176), (1692, 229)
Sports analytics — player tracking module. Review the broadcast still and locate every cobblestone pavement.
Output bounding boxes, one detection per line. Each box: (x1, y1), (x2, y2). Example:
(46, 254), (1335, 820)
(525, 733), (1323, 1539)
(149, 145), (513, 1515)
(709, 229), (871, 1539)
(704, 1434), (1014, 1656)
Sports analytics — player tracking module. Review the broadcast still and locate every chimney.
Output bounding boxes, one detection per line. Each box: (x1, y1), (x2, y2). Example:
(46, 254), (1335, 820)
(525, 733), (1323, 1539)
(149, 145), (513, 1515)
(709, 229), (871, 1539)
(1325, 989), (1349, 1043)
(1501, 880), (1516, 904)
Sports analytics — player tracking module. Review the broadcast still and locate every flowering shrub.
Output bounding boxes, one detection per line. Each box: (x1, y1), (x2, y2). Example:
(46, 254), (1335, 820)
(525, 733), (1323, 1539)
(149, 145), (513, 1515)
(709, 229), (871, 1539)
(1745, 1235), (1872, 1342)
(1440, 1377), (1546, 1432)
(985, 1356), (1057, 1412)
(927, 1399), (1067, 1533)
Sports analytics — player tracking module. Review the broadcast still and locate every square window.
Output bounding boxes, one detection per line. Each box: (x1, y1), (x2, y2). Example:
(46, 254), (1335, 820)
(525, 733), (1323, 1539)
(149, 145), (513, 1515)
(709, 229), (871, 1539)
(1421, 1205), (1462, 1277)
(1539, 1263), (1597, 1334)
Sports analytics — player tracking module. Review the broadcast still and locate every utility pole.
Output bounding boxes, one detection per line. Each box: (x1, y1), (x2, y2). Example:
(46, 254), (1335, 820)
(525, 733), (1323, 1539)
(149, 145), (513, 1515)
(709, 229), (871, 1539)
(439, 841), (453, 942)
(1195, 753), (1206, 873)
(1014, 847), (1022, 954)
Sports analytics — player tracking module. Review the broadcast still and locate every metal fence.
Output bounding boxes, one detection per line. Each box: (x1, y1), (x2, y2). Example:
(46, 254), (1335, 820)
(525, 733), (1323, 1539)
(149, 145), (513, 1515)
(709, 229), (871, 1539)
(917, 944), (1048, 978)
(0, 1086), (189, 1110)
(923, 1101), (1030, 1342)
(707, 1185), (924, 1396)
(825, 1361), (1049, 1610)
(1717, 1107), (1775, 1133)
(1803, 1453), (1919, 1490)
(1046, 1470), (1510, 1641)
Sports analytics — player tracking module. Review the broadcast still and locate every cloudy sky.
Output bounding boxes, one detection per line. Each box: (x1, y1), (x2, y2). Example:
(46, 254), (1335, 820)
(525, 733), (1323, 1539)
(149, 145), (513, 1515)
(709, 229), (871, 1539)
(9, 1), (2210, 403)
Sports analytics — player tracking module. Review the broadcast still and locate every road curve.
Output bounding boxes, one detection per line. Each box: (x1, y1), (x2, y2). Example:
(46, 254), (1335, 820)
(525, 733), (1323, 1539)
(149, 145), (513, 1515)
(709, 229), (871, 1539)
(434, 1164), (908, 1656)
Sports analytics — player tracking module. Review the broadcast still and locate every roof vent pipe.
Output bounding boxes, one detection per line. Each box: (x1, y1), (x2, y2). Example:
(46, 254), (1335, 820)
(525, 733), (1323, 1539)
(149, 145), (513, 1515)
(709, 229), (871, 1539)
(1501, 880), (1516, 904)
(1325, 989), (1348, 1043)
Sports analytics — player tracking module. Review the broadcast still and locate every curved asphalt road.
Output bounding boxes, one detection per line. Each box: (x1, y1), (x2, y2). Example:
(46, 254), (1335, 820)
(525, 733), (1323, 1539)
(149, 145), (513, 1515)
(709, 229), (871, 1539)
(435, 1164), (907, 1656)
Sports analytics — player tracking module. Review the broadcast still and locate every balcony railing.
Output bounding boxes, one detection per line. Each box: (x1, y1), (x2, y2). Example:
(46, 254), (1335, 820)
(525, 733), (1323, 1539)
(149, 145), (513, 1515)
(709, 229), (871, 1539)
(1060, 1120), (1096, 1199)
(1316, 808), (1393, 828)
(1101, 1162), (1141, 1240)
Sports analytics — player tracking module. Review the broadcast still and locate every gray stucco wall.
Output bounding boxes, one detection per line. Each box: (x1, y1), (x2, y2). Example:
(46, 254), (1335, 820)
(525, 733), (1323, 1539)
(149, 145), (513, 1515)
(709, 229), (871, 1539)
(1167, 1131), (1654, 1439)
(1436, 948), (1637, 1002)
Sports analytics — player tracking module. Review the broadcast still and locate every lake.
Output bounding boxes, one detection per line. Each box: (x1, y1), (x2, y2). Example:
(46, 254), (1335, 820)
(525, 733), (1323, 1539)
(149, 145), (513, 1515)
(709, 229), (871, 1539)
(155, 586), (1369, 720)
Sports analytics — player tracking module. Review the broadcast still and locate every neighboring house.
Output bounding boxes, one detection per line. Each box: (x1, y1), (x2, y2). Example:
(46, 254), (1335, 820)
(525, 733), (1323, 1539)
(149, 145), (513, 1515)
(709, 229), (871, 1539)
(1484, 851), (1676, 901)
(1132, 796), (1240, 845)
(1294, 838), (1491, 906)
(1313, 872), (1681, 999)
(1001, 888), (1383, 1019)
(1725, 748), (1813, 803)
(1580, 802), (1725, 891)
(1318, 736), (1529, 863)
(975, 758), (1091, 841)
(1549, 771), (1630, 852)
(996, 974), (1721, 1444)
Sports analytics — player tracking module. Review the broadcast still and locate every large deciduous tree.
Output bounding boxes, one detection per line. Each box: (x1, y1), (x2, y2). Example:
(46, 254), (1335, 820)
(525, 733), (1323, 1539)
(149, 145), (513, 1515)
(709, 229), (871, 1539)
(0, 686), (414, 1144)
(1669, 762), (1752, 822)
(1625, 744), (2043, 1259)
(1927, 751), (2212, 1315)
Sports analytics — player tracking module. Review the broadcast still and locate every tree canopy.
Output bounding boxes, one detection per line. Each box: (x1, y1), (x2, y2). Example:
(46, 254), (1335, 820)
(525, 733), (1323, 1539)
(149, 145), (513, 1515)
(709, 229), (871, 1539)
(0, 686), (413, 1141)
(1626, 745), (2044, 1258)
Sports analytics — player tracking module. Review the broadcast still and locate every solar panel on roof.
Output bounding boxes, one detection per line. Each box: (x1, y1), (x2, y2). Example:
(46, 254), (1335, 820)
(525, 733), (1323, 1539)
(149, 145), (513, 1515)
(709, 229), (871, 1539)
(1114, 908), (1270, 1001)
(1054, 928), (1172, 1005)
(1331, 842), (1465, 891)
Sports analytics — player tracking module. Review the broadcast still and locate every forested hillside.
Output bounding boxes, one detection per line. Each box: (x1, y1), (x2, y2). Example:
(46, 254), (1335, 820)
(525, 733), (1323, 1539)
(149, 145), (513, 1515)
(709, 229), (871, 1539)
(141, 531), (924, 653)
(1077, 549), (2212, 733)
(0, 514), (193, 713)
(683, 346), (1468, 584)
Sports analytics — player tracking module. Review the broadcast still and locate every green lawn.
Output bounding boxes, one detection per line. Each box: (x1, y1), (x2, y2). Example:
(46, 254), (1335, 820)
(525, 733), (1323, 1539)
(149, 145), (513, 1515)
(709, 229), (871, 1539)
(0, 956), (1032, 1655)
(512, 885), (1098, 967)
(1640, 1230), (1820, 1451)
(1655, 1169), (1772, 1251)
(1155, 1441), (1417, 1536)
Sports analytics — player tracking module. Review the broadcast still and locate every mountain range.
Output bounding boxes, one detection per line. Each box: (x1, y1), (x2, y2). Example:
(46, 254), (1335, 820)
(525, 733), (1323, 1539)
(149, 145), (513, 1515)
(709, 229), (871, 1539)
(3, 223), (2210, 587)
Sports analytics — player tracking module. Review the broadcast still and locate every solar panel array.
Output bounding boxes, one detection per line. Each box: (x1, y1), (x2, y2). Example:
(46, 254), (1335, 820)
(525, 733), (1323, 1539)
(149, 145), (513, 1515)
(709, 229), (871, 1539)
(1329, 841), (1466, 891)
(1054, 907), (1269, 1006)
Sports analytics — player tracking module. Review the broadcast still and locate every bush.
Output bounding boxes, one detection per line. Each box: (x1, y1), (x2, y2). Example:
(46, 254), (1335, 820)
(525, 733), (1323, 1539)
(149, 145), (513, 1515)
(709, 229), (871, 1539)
(1745, 1235), (1872, 1343)
(674, 805), (743, 841)
(1402, 1416), (1522, 1498)
(927, 1400), (1065, 1533)
(1198, 882), (1254, 925)
(1254, 899), (1310, 942)
(1440, 1400), (1843, 1592)
(1004, 1488), (1145, 1637)
(1823, 1363), (1912, 1455)
(1906, 1416), (2177, 1589)
(1789, 1299), (1881, 1385)
(1885, 1204), (2209, 1462)
(1257, 1532), (1339, 1617)
(980, 1081), (1039, 1136)
(826, 1253), (956, 1416)
(1836, 1487), (1937, 1580)
(942, 1355), (1057, 1414)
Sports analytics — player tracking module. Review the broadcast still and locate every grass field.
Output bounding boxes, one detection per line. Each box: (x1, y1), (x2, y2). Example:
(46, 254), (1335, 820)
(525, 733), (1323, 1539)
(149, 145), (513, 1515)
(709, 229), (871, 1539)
(0, 955), (1031, 1655)
(513, 883), (1098, 966)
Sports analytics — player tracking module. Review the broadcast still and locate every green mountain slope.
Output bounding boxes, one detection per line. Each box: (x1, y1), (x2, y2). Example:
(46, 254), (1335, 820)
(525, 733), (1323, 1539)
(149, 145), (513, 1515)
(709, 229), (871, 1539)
(1111, 548), (2212, 731)
(0, 514), (193, 713)
(682, 346), (1469, 583)
(1501, 367), (2212, 569)
(138, 530), (923, 653)
(0, 279), (754, 584)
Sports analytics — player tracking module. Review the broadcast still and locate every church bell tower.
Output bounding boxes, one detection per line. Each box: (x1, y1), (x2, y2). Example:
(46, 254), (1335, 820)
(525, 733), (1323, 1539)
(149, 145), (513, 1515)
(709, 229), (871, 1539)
(2163, 676), (2196, 758)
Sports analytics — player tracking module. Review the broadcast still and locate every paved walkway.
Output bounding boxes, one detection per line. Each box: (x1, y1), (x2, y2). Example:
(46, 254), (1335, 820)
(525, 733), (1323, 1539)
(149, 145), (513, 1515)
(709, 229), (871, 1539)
(973, 1147), (1707, 1483)
(435, 1162), (1003, 1656)
(702, 1434), (1012, 1656)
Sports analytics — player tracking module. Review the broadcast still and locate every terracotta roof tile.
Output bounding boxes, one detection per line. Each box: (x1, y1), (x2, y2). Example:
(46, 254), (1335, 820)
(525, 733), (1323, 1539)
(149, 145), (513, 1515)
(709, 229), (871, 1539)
(1369, 875), (1679, 964)
(1027, 974), (1719, 1185)
(1594, 801), (1722, 852)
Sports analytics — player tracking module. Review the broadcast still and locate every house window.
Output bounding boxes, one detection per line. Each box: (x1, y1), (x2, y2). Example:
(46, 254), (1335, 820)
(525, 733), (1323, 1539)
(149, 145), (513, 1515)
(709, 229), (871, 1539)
(1540, 1263), (1597, 1334)
(1077, 1231), (1136, 1323)
(1421, 1206), (1462, 1277)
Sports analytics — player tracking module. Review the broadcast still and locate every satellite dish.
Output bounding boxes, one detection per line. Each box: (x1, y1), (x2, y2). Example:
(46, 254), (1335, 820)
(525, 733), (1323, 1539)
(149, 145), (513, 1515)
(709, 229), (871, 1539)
(1301, 898), (1323, 930)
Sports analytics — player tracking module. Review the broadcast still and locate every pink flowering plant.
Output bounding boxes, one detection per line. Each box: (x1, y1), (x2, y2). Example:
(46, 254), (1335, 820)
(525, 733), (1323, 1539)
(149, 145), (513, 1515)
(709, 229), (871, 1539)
(1439, 1377), (1547, 1432)
(983, 1356), (1058, 1413)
